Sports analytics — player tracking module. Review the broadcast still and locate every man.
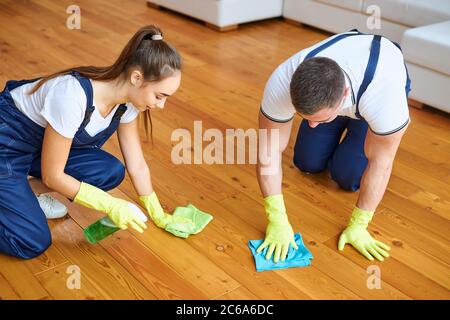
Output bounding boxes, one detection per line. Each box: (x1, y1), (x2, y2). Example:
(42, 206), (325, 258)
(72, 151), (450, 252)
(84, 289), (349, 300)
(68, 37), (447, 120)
(256, 30), (411, 263)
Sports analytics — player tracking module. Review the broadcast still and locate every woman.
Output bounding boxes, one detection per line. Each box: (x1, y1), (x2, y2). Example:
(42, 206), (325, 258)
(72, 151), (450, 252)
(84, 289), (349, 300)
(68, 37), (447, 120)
(0, 25), (194, 260)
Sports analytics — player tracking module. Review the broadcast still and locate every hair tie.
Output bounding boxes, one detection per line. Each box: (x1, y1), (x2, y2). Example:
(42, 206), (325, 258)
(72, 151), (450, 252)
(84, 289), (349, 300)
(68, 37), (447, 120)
(143, 34), (163, 41)
(151, 34), (163, 40)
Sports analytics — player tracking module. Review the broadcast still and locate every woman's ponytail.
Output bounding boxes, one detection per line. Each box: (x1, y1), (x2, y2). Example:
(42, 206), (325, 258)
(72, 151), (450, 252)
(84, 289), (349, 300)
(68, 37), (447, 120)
(28, 25), (182, 141)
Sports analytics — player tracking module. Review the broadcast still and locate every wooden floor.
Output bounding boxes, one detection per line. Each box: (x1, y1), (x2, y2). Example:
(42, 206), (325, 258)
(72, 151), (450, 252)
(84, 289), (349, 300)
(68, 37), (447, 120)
(0, 0), (449, 300)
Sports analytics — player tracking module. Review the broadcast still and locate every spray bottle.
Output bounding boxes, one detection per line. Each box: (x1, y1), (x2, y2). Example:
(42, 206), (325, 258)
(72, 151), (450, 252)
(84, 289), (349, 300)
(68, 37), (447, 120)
(84, 203), (148, 244)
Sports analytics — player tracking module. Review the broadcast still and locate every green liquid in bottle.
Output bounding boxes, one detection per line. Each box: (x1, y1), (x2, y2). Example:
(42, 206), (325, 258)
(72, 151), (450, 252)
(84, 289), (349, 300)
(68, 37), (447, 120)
(83, 216), (120, 244)
(83, 203), (148, 244)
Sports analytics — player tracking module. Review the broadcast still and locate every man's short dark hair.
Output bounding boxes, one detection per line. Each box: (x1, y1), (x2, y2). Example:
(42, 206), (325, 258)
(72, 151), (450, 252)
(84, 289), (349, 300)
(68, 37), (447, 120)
(290, 57), (345, 115)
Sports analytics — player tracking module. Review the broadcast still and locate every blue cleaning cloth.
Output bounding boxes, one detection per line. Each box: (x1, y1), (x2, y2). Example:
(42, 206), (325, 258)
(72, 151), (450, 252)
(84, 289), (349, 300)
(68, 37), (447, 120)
(248, 233), (313, 272)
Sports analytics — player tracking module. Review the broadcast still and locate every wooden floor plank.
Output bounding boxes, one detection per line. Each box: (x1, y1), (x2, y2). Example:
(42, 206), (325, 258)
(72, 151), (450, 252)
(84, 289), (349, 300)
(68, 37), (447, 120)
(52, 192), (212, 300)
(48, 217), (158, 299)
(0, 271), (21, 300)
(104, 235), (209, 300)
(108, 190), (243, 299)
(35, 262), (109, 300)
(323, 235), (450, 300)
(0, 256), (52, 300)
(0, 0), (449, 300)
(216, 286), (259, 300)
(220, 192), (408, 300)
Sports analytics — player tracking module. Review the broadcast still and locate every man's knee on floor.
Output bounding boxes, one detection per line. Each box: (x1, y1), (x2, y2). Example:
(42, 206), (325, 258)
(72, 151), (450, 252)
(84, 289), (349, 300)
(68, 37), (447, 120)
(293, 154), (327, 174)
(329, 163), (363, 192)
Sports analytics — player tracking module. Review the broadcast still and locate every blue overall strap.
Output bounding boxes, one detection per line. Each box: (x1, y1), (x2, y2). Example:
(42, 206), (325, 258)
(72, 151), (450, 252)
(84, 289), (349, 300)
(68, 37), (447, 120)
(69, 71), (93, 113)
(355, 35), (381, 119)
(69, 71), (95, 128)
(304, 30), (360, 61)
(391, 41), (412, 96)
(112, 104), (128, 120)
(404, 64), (411, 96)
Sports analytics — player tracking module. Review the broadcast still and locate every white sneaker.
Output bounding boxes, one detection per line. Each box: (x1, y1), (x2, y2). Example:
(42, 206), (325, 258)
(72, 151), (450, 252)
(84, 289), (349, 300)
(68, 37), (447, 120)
(37, 194), (68, 219)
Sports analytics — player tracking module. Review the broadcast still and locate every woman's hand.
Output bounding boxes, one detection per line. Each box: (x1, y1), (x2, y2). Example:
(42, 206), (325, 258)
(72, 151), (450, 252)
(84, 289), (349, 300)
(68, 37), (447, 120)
(139, 192), (195, 237)
(74, 182), (147, 233)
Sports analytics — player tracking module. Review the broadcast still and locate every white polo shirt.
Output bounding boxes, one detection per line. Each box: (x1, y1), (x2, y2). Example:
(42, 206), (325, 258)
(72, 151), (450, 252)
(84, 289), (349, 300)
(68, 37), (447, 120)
(10, 74), (140, 139)
(261, 32), (410, 135)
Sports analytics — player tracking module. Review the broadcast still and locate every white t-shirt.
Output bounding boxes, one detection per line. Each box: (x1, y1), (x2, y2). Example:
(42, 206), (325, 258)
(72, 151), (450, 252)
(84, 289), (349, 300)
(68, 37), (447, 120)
(10, 75), (140, 139)
(261, 32), (410, 135)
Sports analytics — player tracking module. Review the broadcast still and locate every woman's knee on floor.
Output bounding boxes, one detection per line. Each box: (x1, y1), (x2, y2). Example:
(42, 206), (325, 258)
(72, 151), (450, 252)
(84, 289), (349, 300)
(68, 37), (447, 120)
(23, 229), (52, 260)
(1, 223), (52, 260)
(94, 154), (125, 191)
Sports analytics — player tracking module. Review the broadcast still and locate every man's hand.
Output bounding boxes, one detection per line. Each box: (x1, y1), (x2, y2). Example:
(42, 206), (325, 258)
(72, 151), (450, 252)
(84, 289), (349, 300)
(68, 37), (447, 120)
(338, 207), (390, 261)
(257, 194), (298, 263)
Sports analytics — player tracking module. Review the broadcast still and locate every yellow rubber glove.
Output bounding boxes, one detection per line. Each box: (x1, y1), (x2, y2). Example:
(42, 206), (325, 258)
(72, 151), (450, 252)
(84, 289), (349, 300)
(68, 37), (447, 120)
(338, 207), (391, 261)
(139, 192), (195, 237)
(74, 182), (147, 233)
(257, 194), (298, 263)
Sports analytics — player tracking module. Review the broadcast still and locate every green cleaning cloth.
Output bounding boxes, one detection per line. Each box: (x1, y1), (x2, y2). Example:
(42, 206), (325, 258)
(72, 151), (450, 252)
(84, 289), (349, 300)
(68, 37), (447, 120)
(165, 204), (213, 238)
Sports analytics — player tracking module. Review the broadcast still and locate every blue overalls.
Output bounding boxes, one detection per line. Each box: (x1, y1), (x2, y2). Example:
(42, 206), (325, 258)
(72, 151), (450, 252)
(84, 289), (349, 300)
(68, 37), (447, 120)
(293, 30), (411, 191)
(0, 71), (127, 259)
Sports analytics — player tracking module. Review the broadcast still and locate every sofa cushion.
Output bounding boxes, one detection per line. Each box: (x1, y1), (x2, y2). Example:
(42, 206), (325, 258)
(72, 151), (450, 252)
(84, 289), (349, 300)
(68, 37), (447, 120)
(362, 0), (450, 27)
(316, 0), (364, 12)
(401, 21), (450, 76)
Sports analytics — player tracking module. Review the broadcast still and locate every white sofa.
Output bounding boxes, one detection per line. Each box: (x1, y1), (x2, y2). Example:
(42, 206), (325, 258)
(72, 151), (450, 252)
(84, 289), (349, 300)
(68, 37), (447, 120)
(283, 0), (450, 113)
(147, 0), (450, 113)
(147, 0), (283, 30)
(401, 21), (450, 113)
